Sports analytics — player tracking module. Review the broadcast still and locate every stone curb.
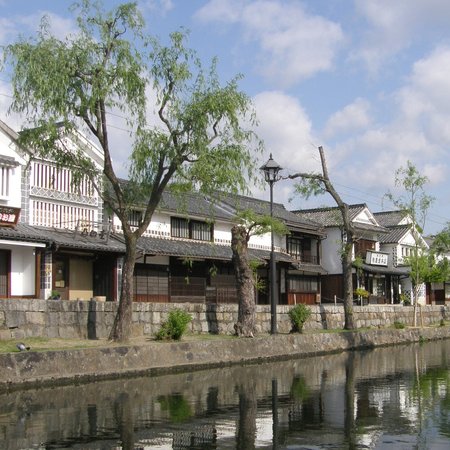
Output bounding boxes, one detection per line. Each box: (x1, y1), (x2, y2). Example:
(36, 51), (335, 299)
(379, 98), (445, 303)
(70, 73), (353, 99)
(1, 326), (450, 392)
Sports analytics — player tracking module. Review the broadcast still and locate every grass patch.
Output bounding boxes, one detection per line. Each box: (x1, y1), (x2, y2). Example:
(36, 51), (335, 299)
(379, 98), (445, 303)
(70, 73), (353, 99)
(0, 337), (111, 354)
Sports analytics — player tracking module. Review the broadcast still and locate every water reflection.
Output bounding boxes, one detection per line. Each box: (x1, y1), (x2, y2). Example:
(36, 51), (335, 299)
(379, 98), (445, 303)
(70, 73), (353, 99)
(0, 339), (449, 449)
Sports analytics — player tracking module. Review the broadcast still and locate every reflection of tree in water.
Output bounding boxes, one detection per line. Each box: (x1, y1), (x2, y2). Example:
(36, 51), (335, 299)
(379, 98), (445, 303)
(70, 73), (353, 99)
(158, 393), (193, 423)
(344, 352), (356, 450)
(288, 375), (320, 429)
(236, 379), (257, 450)
(411, 365), (450, 439)
(114, 392), (135, 450)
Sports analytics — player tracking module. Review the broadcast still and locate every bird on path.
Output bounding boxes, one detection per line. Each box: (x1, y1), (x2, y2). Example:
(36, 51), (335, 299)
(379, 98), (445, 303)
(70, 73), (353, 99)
(16, 343), (30, 351)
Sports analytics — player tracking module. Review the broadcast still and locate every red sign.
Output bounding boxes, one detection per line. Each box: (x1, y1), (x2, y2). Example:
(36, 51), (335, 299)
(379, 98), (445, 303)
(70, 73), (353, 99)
(0, 206), (20, 227)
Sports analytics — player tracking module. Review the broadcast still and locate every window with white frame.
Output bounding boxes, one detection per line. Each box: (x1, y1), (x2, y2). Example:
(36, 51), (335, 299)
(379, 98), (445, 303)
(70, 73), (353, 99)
(0, 166), (10, 198)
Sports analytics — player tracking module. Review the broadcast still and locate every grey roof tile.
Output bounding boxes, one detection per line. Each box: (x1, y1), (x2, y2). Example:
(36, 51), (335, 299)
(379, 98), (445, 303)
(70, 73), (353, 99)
(136, 234), (326, 273)
(293, 204), (387, 234)
(0, 223), (126, 253)
(378, 225), (411, 244)
(215, 192), (325, 234)
(373, 210), (408, 227)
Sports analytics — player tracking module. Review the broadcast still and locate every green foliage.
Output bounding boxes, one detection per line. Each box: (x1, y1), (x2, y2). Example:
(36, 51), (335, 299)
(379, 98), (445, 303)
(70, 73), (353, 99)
(48, 290), (61, 300)
(354, 288), (369, 299)
(400, 293), (411, 305)
(293, 177), (326, 200)
(288, 304), (312, 333)
(386, 160), (434, 232)
(158, 393), (192, 423)
(394, 321), (405, 329)
(249, 259), (266, 293)
(155, 309), (192, 341)
(3, 0), (261, 341)
(234, 209), (288, 239)
(290, 376), (310, 401)
(432, 223), (450, 253)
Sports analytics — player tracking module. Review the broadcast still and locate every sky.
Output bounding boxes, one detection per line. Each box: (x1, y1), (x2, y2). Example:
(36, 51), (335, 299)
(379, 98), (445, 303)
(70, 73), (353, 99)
(0, 0), (449, 234)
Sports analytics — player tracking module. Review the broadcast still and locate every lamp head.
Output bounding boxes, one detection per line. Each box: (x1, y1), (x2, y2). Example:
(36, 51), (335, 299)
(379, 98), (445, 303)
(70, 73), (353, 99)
(260, 153), (282, 183)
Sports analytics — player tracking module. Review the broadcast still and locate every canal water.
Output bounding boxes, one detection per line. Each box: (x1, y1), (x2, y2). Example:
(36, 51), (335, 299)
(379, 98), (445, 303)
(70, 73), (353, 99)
(1, 339), (449, 449)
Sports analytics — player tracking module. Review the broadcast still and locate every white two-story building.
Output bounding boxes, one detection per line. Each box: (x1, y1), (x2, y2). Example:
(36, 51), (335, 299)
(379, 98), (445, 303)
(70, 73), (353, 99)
(0, 118), (327, 306)
(294, 204), (411, 304)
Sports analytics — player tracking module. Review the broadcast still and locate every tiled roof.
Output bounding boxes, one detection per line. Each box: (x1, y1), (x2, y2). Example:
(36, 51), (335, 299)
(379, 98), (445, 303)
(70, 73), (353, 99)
(293, 204), (388, 235)
(378, 225), (411, 244)
(373, 210), (408, 227)
(0, 223), (126, 253)
(215, 192), (325, 235)
(137, 234), (327, 274)
(159, 190), (234, 221)
(0, 155), (19, 167)
(39, 227), (126, 253)
(293, 204), (367, 227)
(0, 223), (48, 243)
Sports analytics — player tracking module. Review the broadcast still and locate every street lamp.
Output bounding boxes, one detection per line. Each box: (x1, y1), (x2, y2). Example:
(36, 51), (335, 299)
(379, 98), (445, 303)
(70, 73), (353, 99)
(260, 154), (282, 334)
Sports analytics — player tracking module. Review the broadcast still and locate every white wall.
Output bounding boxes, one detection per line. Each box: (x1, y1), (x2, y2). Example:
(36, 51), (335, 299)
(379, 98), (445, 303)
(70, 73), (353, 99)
(0, 131), (24, 209)
(8, 245), (36, 296)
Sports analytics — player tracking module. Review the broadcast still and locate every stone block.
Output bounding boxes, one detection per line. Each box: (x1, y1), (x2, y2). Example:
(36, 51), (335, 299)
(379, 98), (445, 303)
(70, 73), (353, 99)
(26, 311), (46, 326)
(0, 329), (11, 339)
(152, 312), (161, 324)
(5, 311), (26, 328)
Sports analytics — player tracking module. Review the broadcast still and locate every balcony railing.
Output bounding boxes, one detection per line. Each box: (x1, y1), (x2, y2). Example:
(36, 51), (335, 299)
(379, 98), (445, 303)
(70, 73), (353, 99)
(288, 253), (319, 264)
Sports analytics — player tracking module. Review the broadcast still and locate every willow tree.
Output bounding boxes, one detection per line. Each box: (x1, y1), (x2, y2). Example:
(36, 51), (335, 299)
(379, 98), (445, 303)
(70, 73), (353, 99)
(3, 0), (259, 341)
(289, 146), (356, 330)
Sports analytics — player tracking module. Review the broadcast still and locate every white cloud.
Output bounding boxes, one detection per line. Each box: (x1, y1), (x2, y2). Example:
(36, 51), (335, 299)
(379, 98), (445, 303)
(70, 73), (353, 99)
(195, 0), (344, 87)
(397, 47), (450, 119)
(0, 11), (76, 45)
(352, 0), (450, 73)
(0, 17), (18, 45)
(0, 80), (23, 130)
(323, 98), (371, 139)
(142, 0), (174, 16)
(253, 91), (319, 172)
(195, 0), (242, 23)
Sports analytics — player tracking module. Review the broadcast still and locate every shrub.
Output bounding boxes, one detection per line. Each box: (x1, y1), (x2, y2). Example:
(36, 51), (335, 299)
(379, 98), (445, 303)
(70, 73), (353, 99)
(155, 309), (192, 341)
(393, 320), (405, 329)
(288, 304), (312, 333)
(354, 288), (370, 299)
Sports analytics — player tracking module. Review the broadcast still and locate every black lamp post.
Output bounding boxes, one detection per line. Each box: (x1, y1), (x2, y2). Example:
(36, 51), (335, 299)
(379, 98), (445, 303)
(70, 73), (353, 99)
(260, 154), (282, 334)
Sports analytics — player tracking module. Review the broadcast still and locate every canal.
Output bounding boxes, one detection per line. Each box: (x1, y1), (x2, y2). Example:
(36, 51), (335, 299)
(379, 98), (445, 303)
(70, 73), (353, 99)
(0, 339), (449, 449)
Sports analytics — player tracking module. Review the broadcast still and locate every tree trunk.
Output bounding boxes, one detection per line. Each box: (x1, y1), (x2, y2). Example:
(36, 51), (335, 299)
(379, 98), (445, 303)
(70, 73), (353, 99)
(109, 233), (137, 342)
(342, 239), (356, 330)
(231, 225), (256, 337)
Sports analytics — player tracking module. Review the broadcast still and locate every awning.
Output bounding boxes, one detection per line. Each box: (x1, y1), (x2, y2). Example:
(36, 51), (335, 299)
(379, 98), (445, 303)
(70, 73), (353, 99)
(362, 263), (409, 276)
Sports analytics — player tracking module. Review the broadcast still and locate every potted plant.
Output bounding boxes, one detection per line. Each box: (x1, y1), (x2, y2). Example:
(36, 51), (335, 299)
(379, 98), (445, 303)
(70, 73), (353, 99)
(49, 290), (61, 300)
(354, 287), (370, 305)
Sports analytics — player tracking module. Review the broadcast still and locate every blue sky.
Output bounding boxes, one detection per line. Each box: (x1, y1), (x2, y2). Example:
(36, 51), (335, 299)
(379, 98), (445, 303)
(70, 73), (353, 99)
(0, 0), (449, 234)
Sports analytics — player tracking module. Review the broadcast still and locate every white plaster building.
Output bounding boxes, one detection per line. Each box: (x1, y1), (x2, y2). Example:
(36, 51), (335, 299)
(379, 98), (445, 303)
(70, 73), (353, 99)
(294, 204), (408, 304)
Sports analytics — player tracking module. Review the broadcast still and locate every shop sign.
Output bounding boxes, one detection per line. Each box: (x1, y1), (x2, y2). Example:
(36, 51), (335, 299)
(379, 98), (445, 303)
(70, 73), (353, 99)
(0, 206), (20, 227)
(366, 251), (388, 266)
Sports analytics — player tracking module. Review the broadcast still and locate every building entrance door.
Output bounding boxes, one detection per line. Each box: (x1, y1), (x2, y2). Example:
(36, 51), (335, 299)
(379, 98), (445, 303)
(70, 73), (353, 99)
(53, 257), (69, 299)
(0, 250), (9, 297)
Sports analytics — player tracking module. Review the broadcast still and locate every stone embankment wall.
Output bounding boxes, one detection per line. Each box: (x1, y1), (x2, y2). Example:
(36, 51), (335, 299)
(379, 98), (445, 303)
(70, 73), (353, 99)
(2, 326), (450, 389)
(0, 298), (448, 340)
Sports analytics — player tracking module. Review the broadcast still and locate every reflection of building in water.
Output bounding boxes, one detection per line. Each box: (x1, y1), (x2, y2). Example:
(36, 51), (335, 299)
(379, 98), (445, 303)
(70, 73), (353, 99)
(0, 342), (449, 449)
